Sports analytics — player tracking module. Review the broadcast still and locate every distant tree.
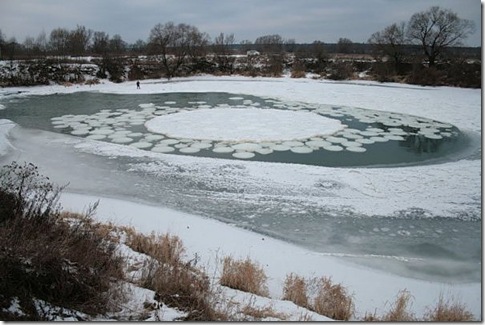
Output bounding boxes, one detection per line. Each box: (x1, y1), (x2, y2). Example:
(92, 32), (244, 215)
(68, 25), (92, 56)
(284, 38), (297, 52)
(309, 40), (328, 73)
(92, 31), (110, 56)
(49, 28), (70, 56)
(240, 39), (253, 53)
(336, 37), (353, 53)
(130, 39), (147, 54)
(213, 32), (236, 73)
(368, 22), (407, 68)
(35, 31), (48, 55)
(254, 34), (284, 53)
(109, 34), (126, 55)
(148, 22), (208, 79)
(407, 6), (475, 66)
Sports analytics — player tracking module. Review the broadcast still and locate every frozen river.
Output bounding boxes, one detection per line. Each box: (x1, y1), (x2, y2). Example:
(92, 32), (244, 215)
(0, 78), (481, 286)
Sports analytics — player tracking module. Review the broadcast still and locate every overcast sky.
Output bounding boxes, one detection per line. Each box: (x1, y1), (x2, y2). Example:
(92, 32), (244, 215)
(0, 0), (481, 46)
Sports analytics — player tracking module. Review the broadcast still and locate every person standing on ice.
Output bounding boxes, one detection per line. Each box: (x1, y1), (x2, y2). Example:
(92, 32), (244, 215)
(136, 81), (140, 89)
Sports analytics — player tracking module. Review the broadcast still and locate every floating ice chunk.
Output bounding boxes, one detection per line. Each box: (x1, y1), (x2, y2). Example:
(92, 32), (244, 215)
(325, 136), (347, 144)
(282, 141), (305, 147)
(232, 143), (262, 152)
(290, 146), (313, 154)
(145, 108), (344, 142)
(369, 136), (390, 142)
(90, 128), (115, 135)
(179, 147), (201, 153)
(158, 139), (180, 145)
(144, 134), (164, 141)
(151, 146), (175, 153)
(269, 144), (291, 151)
(174, 143), (188, 149)
(255, 148), (273, 155)
(109, 131), (132, 139)
(130, 142), (152, 149)
(232, 151), (255, 159)
(366, 128), (385, 133)
(191, 142), (212, 149)
(341, 141), (363, 147)
(213, 146), (235, 153)
(384, 134), (405, 141)
(424, 133), (443, 140)
(139, 103), (155, 109)
(53, 124), (69, 129)
(111, 137), (133, 144)
(341, 132), (363, 140)
(346, 146), (367, 153)
(71, 129), (90, 136)
(305, 140), (330, 148)
(129, 132), (144, 138)
(356, 138), (375, 144)
(229, 97), (244, 100)
(322, 145), (343, 151)
(164, 101), (176, 104)
(86, 134), (106, 140)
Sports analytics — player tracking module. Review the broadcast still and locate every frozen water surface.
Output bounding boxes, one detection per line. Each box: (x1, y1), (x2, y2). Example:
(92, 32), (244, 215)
(0, 87), (481, 285)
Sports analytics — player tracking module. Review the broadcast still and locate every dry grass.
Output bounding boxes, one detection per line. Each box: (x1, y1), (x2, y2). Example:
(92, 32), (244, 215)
(126, 231), (185, 266)
(240, 304), (287, 321)
(423, 294), (475, 321)
(282, 273), (309, 308)
(380, 289), (415, 321)
(219, 256), (269, 297)
(310, 276), (354, 321)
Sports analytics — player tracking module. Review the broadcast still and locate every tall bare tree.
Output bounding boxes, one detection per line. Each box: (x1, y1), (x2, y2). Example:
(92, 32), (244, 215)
(49, 28), (70, 56)
(68, 25), (92, 56)
(407, 6), (475, 66)
(148, 22), (208, 79)
(368, 22), (407, 68)
(213, 32), (236, 73)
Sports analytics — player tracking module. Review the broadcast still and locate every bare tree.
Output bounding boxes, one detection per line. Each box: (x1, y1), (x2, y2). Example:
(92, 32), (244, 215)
(92, 31), (110, 56)
(68, 25), (92, 56)
(254, 34), (284, 53)
(213, 32), (236, 73)
(49, 28), (70, 56)
(336, 37), (353, 54)
(368, 22), (407, 68)
(407, 6), (475, 66)
(109, 34), (126, 55)
(148, 22), (208, 79)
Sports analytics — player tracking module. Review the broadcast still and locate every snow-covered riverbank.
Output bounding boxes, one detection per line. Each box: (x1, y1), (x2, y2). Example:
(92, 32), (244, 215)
(0, 75), (481, 319)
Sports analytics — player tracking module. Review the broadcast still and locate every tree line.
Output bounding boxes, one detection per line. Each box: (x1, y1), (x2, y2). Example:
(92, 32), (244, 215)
(0, 6), (479, 87)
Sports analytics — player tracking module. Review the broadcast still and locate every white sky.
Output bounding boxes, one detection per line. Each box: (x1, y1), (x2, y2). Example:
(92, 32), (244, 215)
(0, 0), (482, 46)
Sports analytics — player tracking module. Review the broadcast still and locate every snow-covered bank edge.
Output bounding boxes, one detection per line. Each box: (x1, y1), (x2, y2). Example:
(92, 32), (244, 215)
(59, 192), (481, 320)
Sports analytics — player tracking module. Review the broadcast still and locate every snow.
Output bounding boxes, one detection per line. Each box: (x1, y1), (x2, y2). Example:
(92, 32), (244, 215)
(0, 75), (481, 320)
(145, 108), (344, 142)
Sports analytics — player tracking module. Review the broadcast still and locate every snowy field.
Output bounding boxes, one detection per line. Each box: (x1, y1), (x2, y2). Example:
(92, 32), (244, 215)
(0, 75), (481, 319)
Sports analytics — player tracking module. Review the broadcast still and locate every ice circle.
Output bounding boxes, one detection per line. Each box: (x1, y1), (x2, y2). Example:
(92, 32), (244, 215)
(145, 108), (344, 142)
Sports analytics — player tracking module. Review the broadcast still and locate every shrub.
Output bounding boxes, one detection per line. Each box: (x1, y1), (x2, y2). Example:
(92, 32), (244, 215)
(380, 289), (415, 321)
(282, 273), (309, 308)
(310, 276), (354, 321)
(132, 232), (217, 321)
(423, 294), (474, 321)
(0, 161), (125, 319)
(219, 256), (269, 297)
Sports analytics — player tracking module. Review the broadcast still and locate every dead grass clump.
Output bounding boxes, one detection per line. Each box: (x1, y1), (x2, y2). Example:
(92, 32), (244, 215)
(310, 276), (354, 321)
(133, 232), (219, 320)
(219, 256), (269, 297)
(126, 231), (184, 266)
(423, 294), (474, 321)
(240, 304), (287, 321)
(381, 289), (415, 322)
(282, 273), (309, 308)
